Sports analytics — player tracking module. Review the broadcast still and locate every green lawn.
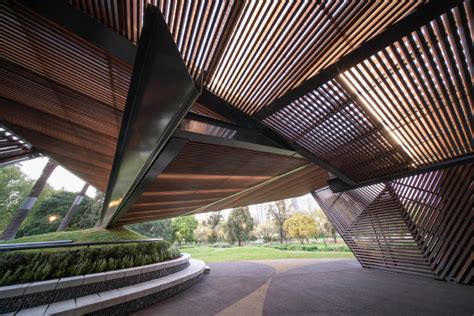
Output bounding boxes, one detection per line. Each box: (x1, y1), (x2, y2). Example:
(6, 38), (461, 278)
(0, 227), (147, 244)
(180, 246), (354, 262)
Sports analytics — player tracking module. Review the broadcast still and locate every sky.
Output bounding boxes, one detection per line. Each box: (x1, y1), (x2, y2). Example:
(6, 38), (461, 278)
(19, 157), (97, 197)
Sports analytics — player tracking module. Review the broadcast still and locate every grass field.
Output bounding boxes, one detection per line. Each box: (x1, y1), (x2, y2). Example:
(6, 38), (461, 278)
(180, 246), (354, 262)
(0, 227), (147, 244)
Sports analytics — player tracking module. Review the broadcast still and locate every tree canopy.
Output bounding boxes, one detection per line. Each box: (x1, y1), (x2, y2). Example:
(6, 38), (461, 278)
(284, 214), (317, 244)
(194, 224), (212, 244)
(172, 216), (198, 245)
(0, 166), (33, 232)
(17, 190), (102, 237)
(255, 221), (276, 242)
(268, 200), (290, 243)
(226, 207), (254, 246)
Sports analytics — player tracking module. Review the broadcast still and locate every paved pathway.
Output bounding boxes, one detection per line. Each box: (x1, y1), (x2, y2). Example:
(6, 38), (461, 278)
(133, 259), (474, 316)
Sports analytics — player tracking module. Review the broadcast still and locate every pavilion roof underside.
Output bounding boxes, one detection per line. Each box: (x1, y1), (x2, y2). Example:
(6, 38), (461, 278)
(0, 0), (471, 224)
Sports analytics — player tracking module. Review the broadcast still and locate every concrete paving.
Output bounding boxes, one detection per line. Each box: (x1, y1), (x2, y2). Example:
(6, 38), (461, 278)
(133, 259), (474, 316)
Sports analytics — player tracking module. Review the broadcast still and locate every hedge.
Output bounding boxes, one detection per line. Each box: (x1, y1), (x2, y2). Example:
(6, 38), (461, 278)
(261, 243), (351, 252)
(0, 241), (180, 286)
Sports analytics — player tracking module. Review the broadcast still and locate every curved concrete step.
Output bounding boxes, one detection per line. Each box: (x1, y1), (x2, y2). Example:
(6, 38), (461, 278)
(13, 258), (206, 316)
(0, 254), (191, 314)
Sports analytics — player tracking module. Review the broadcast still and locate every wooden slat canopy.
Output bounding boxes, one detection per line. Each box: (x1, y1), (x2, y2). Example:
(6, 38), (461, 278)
(0, 0), (472, 282)
(116, 140), (323, 226)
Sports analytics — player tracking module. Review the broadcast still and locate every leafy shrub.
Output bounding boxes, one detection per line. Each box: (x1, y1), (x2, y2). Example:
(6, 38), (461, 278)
(211, 242), (231, 248)
(0, 241), (180, 286)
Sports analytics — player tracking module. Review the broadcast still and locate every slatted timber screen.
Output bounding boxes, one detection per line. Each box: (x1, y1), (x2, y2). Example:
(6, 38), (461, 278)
(391, 165), (473, 284)
(339, 2), (473, 168)
(116, 141), (325, 225)
(313, 164), (473, 284)
(265, 0), (473, 182)
(345, 185), (435, 278)
(313, 184), (384, 234)
(190, 102), (232, 123)
(264, 79), (411, 182)
(0, 59), (120, 191)
(207, 1), (424, 114)
(1, 2), (132, 112)
(0, 125), (35, 167)
(68, 0), (424, 115)
(68, 0), (236, 79)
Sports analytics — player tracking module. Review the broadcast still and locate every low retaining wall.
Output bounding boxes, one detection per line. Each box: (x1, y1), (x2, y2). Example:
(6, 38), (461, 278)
(88, 274), (203, 315)
(0, 254), (190, 314)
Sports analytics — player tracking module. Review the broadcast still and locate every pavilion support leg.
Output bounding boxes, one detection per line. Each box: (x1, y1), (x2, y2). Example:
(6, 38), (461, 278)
(1, 159), (57, 240)
(57, 183), (89, 231)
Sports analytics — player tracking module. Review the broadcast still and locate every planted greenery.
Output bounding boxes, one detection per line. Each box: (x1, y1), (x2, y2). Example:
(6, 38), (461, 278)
(211, 242), (231, 248)
(261, 243), (350, 252)
(0, 241), (180, 286)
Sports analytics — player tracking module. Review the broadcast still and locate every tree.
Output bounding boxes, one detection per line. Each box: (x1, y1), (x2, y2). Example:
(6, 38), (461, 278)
(127, 219), (173, 240)
(194, 224), (212, 244)
(57, 183), (89, 231)
(284, 214), (317, 244)
(172, 216), (198, 245)
(324, 221), (337, 243)
(1, 159), (57, 240)
(311, 208), (336, 245)
(206, 212), (223, 244)
(268, 200), (290, 243)
(255, 221), (276, 242)
(226, 207), (254, 246)
(206, 212), (223, 229)
(0, 166), (33, 233)
(17, 190), (100, 237)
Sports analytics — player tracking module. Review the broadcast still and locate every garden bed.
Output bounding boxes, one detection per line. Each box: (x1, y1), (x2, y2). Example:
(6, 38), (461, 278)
(0, 240), (179, 286)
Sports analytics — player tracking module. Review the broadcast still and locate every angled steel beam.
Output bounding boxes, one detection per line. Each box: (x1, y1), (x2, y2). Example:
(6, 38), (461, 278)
(255, 0), (463, 120)
(173, 129), (300, 158)
(182, 114), (286, 150)
(100, 6), (200, 227)
(328, 154), (474, 193)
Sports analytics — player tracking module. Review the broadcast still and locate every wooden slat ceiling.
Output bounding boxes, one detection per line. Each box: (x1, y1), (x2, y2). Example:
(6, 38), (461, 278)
(264, 2), (473, 182)
(116, 141), (328, 225)
(2, 1), (228, 123)
(68, 0), (237, 79)
(207, 1), (425, 114)
(68, 0), (425, 115)
(0, 57), (120, 191)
